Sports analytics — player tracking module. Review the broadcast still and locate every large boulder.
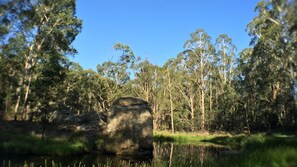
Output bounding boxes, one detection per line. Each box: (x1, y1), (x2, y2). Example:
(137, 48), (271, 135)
(104, 97), (153, 156)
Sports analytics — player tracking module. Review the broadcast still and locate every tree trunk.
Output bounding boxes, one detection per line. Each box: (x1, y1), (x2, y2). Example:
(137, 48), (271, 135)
(223, 51), (227, 84)
(144, 83), (149, 102)
(244, 101), (250, 135)
(201, 89), (205, 131)
(209, 80), (213, 124)
(190, 94), (195, 132)
(200, 55), (205, 132)
(14, 61), (29, 119)
(169, 143), (174, 167)
(167, 69), (174, 133)
(22, 73), (32, 120)
(153, 103), (159, 130)
(169, 85), (174, 133)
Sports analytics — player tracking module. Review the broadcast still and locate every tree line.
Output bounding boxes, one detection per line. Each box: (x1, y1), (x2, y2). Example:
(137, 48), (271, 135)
(0, 0), (296, 133)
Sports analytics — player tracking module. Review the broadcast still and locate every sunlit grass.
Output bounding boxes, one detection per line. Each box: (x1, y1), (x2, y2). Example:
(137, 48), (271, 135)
(153, 131), (235, 145)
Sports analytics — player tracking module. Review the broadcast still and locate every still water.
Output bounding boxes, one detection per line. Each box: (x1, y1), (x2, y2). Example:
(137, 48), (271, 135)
(0, 142), (232, 166)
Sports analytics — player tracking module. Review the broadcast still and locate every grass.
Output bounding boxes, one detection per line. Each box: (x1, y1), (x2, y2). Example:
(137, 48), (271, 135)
(153, 131), (235, 145)
(216, 134), (297, 167)
(0, 132), (90, 156)
(155, 131), (297, 167)
(1, 159), (156, 167)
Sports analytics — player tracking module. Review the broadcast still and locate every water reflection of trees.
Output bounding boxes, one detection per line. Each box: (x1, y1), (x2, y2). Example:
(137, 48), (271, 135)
(153, 142), (228, 166)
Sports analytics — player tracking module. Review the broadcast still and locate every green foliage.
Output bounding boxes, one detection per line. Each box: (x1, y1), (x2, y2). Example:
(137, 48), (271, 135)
(0, 0), (82, 120)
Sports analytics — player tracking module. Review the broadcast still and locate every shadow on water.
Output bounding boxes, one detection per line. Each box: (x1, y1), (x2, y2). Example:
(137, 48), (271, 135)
(0, 142), (231, 167)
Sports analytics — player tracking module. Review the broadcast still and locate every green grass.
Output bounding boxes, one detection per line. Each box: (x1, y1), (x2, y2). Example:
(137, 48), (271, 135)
(153, 131), (235, 145)
(2, 159), (157, 167)
(0, 132), (89, 156)
(154, 131), (297, 167)
(216, 134), (297, 167)
(215, 147), (297, 167)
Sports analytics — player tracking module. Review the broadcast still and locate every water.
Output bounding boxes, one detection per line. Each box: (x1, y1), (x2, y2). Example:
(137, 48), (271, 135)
(0, 142), (232, 167)
(153, 142), (230, 167)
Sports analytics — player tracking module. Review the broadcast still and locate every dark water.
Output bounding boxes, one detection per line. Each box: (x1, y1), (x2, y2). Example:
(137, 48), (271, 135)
(0, 143), (232, 167)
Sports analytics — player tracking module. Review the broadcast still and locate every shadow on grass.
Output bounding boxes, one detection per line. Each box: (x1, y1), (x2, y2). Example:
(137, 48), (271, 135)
(0, 119), (97, 156)
(0, 131), (88, 156)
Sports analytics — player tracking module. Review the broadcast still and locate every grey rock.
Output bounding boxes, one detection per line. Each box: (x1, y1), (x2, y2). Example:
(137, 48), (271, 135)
(104, 97), (153, 155)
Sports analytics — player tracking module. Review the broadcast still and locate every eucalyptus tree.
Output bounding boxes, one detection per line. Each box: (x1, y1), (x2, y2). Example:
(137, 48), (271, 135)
(132, 59), (162, 130)
(246, 0), (296, 128)
(0, 34), (25, 114)
(237, 48), (254, 132)
(214, 34), (237, 130)
(288, 0), (297, 125)
(162, 58), (181, 133)
(182, 29), (215, 131)
(29, 52), (67, 119)
(172, 54), (198, 131)
(215, 34), (237, 84)
(97, 43), (135, 110)
(0, 0), (82, 119)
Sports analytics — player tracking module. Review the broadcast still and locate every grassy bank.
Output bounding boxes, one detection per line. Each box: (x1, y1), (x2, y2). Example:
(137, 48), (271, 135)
(0, 132), (90, 156)
(153, 131), (238, 145)
(216, 133), (297, 167)
(154, 131), (297, 167)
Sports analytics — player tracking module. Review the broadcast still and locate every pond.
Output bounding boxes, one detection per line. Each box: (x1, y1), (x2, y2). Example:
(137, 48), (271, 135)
(0, 142), (233, 167)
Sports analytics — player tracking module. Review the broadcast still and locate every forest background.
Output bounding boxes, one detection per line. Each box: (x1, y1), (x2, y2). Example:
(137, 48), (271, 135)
(0, 0), (296, 133)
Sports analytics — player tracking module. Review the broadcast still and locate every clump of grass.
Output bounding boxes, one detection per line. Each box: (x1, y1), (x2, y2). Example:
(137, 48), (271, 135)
(0, 132), (88, 156)
(2, 159), (158, 167)
(153, 131), (235, 145)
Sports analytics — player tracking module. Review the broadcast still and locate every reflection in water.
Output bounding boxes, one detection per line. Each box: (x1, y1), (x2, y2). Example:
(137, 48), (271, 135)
(1, 142), (230, 166)
(153, 142), (229, 167)
(169, 143), (174, 167)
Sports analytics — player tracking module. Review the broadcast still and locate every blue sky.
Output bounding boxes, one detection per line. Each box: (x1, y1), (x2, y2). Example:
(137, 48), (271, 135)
(72, 0), (259, 70)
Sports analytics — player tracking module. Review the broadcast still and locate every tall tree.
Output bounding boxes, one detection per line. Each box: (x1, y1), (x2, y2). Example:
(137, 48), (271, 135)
(163, 59), (179, 133)
(245, 0), (295, 128)
(215, 34), (237, 84)
(214, 34), (238, 130)
(0, 0), (82, 119)
(97, 43), (135, 109)
(182, 29), (215, 131)
(132, 59), (162, 130)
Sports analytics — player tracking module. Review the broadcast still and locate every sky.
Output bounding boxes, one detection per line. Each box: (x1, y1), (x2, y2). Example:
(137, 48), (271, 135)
(72, 0), (260, 70)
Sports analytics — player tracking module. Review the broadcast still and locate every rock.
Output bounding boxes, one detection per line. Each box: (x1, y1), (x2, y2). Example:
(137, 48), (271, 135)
(49, 110), (72, 123)
(104, 97), (153, 156)
(48, 110), (107, 141)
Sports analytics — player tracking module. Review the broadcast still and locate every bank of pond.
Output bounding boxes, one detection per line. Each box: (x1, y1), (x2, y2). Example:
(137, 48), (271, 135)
(0, 131), (297, 167)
